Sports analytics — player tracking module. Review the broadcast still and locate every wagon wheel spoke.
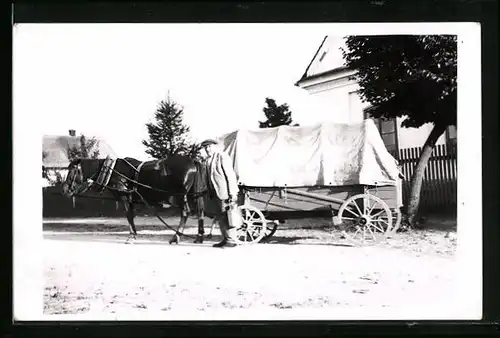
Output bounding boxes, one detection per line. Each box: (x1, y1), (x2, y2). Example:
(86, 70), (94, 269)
(370, 209), (385, 219)
(245, 210), (255, 221)
(352, 201), (363, 217)
(367, 224), (377, 240)
(250, 211), (260, 222)
(247, 229), (255, 242)
(244, 214), (253, 223)
(373, 218), (391, 229)
(243, 225), (251, 242)
(353, 226), (361, 238)
(345, 207), (361, 218)
(365, 196), (375, 215)
(367, 200), (381, 215)
(370, 221), (386, 233)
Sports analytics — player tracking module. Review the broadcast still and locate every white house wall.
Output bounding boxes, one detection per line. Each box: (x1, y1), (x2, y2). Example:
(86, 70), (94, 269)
(301, 75), (365, 124)
(310, 86), (351, 123)
(347, 86), (369, 123)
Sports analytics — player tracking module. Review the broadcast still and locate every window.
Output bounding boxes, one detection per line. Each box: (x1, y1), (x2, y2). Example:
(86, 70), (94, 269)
(364, 110), (399, 158)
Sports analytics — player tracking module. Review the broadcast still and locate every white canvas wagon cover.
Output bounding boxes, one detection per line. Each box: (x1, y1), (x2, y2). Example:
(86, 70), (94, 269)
(217, 119), (400, 188)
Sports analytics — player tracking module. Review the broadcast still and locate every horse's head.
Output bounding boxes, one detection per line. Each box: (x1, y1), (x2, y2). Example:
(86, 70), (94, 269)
(61, 158), (91, 197)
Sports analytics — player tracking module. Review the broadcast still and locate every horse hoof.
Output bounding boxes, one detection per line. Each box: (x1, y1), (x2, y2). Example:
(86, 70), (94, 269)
(193, 235), (204, 244)
(125, 237), (136, 244)
(206, 234), (212, 239)
(169, 235), (179, 244)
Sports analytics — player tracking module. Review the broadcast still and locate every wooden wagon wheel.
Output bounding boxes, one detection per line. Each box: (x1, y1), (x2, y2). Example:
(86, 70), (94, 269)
(337, 193), (393, 246)
(234, 204), (267, 245)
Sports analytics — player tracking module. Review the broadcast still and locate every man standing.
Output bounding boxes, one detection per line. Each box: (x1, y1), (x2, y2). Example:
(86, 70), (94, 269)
(199, 139), (240, 248)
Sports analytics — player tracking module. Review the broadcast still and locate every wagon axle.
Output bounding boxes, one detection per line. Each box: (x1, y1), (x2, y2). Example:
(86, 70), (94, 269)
(358, 216), (369, 226)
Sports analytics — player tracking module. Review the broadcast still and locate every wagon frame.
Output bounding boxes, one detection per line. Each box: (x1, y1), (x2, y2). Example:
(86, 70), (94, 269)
(231, 178), (403, 246)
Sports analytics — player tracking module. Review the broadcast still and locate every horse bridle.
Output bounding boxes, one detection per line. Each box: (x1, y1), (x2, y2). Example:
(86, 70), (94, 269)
(66, 163), (96, 196)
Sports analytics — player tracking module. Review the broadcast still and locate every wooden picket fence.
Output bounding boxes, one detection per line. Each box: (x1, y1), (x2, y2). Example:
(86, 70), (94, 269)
(397, 144), (457, 215)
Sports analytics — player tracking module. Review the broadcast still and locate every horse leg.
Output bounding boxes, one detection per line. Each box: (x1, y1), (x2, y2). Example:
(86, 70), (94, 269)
(194, 208), (204, 243)
(183, 194), (191, 214)
(207, 218), (217, 239)
(169, 203), (188, 244)
(123, 196), (137, 244)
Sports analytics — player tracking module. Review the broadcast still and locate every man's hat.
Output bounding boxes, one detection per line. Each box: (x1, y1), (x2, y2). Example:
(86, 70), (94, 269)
(199, 139), (218, 148)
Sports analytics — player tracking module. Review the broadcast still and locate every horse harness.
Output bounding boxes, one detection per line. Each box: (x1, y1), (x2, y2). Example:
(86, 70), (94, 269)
(77, 157), (206, 239)
(79, 156), (208, 198)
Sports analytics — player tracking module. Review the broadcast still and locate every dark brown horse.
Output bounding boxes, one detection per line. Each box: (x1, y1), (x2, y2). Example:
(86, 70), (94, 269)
(61, 155), (209, 244)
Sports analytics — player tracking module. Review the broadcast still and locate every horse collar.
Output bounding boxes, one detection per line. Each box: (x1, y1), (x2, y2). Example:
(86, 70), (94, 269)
(135, 162), (145, 182)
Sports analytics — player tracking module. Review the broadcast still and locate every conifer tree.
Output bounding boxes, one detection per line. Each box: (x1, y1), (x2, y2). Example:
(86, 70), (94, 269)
(142, 95), (191, 159)
(259, 97), (298, 128)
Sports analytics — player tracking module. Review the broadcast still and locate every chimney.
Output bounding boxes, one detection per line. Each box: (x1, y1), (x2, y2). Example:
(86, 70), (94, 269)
(69, 129), (76, 137)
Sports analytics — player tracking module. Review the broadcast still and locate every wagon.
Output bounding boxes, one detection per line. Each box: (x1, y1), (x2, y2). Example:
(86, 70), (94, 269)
(217, 120), (404, 246)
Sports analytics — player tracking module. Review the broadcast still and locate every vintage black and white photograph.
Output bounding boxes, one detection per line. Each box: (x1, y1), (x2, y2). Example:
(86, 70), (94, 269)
(13, 22), (481, 321)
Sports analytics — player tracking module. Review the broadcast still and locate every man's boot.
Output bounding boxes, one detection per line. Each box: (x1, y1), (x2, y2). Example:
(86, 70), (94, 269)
(213, 228), (237, 248)
(224, 227), (238, 247)
(213, 215), (228, 247)
(213, 239), (227, 247)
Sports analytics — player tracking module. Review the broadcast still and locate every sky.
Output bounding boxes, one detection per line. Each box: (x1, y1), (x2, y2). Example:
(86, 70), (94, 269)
(13, 23), (332, 160)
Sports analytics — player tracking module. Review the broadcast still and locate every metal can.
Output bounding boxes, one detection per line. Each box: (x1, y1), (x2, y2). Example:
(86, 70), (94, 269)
(227, 202), (243, 228)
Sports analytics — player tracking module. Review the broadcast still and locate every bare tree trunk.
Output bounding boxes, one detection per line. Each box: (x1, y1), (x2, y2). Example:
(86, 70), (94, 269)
(407, 123), (447, 226)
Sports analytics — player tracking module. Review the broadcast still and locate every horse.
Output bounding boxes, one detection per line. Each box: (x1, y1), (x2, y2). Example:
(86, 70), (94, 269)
(61, 155), (210, 244)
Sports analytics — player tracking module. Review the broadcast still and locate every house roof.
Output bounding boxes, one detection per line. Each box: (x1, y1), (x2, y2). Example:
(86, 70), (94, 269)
(295, 35), (350, 86)
(42, 135), (117, 168)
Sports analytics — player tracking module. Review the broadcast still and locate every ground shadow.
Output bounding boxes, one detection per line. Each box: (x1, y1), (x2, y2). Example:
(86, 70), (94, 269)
(261, 235), (355, 247)
(43, 222), (181, 233)
(261, 235), (319, 245)
(418, 219), (457, 231)
(43, 234), (226, 248)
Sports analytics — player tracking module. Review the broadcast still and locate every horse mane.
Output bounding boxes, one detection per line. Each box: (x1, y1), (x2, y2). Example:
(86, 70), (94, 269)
(123, 157), (139, 162)
(122, 157), (142, 167)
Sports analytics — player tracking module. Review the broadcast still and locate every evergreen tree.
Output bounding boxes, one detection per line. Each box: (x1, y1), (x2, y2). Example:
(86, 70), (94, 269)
(42, 151), (49, 180)
(187, 142), (204, 162)
(259, 97), (298, 128)
(142, 95), (191, 159)
(67, 134), (100, 161)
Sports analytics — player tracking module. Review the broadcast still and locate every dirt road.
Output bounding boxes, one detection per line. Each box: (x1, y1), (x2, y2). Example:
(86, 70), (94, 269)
(43, 217), (459, 320)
